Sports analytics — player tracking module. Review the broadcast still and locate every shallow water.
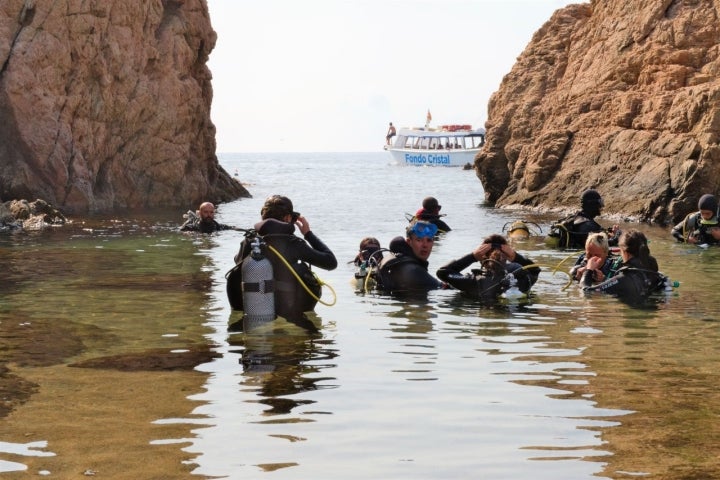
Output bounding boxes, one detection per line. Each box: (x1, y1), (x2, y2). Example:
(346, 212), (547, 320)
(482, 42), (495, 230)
(1, 153), (719, 479)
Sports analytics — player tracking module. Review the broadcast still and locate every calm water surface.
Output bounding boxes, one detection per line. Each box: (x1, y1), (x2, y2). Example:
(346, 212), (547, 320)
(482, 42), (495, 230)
(1, 152), (719, 479)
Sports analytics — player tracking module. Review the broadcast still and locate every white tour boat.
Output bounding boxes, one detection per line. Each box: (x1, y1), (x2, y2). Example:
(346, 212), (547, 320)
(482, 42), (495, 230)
(384, 124), (485, 167)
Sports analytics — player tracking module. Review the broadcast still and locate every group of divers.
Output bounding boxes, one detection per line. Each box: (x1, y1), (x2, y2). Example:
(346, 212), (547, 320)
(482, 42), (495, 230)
(179, 190), (720, 330)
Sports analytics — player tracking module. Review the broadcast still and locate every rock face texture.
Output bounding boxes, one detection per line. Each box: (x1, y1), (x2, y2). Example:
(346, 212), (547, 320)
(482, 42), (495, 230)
(476, 0), (720, 224)
(0, 0), (248, 214)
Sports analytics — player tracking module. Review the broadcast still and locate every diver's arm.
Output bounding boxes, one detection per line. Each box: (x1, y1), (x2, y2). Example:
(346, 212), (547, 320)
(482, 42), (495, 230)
(437, 253), (477, 291)
(299, 231), (338, 270)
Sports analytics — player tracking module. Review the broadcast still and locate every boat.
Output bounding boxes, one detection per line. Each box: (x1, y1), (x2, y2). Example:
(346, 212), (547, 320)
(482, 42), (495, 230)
(384, 124), (485, 167)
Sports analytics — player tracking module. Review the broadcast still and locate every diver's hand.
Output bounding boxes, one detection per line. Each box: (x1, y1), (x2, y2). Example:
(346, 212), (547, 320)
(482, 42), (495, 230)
(295, 215), (311, 236)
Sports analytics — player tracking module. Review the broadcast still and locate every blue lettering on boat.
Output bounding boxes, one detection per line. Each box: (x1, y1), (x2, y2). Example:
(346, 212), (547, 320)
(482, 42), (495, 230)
(428, 154), (450, 165)
(405, 153), (427, 164)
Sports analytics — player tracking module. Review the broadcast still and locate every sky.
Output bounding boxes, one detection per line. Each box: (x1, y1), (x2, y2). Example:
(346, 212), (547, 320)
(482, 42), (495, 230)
(206, 0), (584, 153)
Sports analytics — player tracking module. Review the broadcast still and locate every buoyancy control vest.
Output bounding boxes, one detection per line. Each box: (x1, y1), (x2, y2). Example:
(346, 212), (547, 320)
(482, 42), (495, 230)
(546, 212), (602, 249)
(376, 252), (442, 294)
(672, 211), (720, 244)
(226, 225), (322, 323)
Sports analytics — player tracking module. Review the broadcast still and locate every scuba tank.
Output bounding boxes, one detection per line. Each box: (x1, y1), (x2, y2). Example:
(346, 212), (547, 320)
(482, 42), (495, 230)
(241, 237), (276, 324)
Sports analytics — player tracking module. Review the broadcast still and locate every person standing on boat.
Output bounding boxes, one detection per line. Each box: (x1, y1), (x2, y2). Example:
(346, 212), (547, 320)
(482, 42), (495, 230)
(436, 234), (540, 302)
(386, 122), (396, 145)
(179, 202), (234, 233)
(376, 221), (446, 295)
(232, 195), (337, 327)
(414, 196), (451, 232)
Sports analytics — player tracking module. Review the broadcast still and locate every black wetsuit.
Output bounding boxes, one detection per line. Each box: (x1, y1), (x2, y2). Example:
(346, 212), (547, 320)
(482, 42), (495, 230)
(437, 252), (540, 302)
(581, 256), (665, 300)
(550, 210), (617, 249)
(375, 236), (444, 294)
(565, 211), (602, 249)
(233, 219), (337, 322)
(415, 210), (451, 232)
(180, 218), (233, 233)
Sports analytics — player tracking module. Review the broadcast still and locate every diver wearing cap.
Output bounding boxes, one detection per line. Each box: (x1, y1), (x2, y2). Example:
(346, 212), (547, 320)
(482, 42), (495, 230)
(232, 195), (337, 326)
(376, 220), (445, 294)
(437, 234), (540, 302)
(414, 196), (451, 232)
(671, 193), (720, 245)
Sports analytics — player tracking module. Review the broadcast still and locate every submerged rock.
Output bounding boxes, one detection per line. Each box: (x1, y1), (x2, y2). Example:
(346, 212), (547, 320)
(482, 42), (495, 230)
(476, 1), (720, 224)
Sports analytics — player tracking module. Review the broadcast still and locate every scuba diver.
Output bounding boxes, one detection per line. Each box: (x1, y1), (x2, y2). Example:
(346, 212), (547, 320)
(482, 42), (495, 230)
(671, 193), (720, 245)
(546, 189), (620, 249)
(375, 221), (446, 295)
(352, 237), (383, 292)
(179, 202), (234, 233)
(581, 229), (666, 301)
(353, 237), (382, 267)
(437, 234), (540, 302)
(413, 196), (451, 232)
(570, 232), (621, 284)
(229, 195), (337, 329)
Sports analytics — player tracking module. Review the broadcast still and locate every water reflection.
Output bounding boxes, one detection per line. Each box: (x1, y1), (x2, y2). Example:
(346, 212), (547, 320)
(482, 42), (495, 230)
(5, 153), (720, 478)
(228, 320), (339, 416)
(382, 299), (439, 381)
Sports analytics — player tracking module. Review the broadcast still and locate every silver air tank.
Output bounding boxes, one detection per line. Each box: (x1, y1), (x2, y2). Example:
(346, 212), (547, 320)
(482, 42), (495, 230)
(241, 237), (276, 325)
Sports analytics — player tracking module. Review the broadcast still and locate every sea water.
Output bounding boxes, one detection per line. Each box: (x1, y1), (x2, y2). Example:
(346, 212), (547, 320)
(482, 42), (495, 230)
(1, 152), (719, 479)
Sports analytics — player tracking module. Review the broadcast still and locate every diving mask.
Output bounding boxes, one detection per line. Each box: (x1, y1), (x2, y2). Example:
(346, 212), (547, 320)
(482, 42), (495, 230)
(408, 221), (438, 239)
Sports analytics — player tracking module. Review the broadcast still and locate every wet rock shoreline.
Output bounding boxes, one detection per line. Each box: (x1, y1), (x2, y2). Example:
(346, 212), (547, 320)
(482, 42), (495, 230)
(0, 199), (68, 232)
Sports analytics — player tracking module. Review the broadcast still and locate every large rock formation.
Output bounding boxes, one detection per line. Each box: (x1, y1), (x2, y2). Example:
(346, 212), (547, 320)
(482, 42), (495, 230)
(476, 0), (720, 224)
(0, 0), (248, 214)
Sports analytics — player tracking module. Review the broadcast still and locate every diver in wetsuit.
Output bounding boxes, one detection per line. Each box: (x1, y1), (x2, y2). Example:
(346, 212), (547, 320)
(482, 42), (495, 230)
(548, 189), (620, 249)
(376, 221), (445, 295)
(414, 196), (451, 232)
(180, 202), (234, 233)
(570, 232), (621, 284)
(437, 234), (540, 302)
(232, 195), (337, 326)
(671, 193), (720, 245)
(581, 229), (665, 301)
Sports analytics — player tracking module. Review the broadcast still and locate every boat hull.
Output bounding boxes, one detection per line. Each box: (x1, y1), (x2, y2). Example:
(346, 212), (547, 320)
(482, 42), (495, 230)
(386, 147), (480, 167)
(384, 126), (485, 167)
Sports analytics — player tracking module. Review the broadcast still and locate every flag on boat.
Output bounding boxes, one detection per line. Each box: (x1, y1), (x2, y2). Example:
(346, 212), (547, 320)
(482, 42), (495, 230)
(426, 109), (432, 127)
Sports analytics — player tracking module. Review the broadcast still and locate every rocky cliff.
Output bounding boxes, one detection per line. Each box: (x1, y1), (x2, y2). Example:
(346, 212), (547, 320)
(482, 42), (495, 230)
(476, 0), (720, 224)
(0, 0), (248, 214)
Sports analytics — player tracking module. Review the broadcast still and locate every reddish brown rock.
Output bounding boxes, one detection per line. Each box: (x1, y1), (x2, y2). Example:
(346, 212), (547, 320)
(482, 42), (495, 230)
(475, 0), (720, 224)
(0, 0), (248, 214)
